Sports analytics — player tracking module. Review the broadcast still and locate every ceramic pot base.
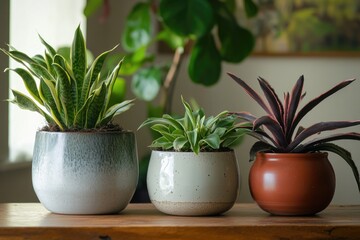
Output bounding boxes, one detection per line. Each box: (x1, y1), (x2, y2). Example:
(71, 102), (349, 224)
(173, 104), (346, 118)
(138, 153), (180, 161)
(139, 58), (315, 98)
(151, 200), (234, 216)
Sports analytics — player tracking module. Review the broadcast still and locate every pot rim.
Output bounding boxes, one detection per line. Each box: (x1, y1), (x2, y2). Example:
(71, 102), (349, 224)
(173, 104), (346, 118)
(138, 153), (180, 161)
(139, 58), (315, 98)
(151, 149), (234, 154)
(36, 130), (134, 135)
(256, 152), (328, 158)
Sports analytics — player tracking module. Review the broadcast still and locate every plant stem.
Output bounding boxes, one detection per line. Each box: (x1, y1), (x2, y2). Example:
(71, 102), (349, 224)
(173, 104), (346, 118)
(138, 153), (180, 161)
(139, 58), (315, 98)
(162, 47), (184, 114)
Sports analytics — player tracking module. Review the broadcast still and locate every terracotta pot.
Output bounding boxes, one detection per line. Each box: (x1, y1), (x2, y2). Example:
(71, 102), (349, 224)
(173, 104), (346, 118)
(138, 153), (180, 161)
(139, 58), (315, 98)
(249, 152), (335, 216)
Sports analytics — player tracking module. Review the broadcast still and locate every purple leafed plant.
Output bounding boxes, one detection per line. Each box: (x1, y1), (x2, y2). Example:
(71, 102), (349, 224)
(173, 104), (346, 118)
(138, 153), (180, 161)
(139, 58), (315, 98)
(228, 73), (360, 191)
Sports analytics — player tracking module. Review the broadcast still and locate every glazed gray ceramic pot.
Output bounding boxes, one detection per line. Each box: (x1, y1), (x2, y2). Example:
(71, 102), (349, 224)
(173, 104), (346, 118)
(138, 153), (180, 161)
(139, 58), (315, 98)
(32, 131), (138, 214)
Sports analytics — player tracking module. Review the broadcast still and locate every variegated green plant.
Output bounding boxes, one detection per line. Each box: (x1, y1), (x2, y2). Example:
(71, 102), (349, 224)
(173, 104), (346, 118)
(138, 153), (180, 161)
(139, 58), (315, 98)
(1, 26), (134, 131)
(139, 97), (248, 154)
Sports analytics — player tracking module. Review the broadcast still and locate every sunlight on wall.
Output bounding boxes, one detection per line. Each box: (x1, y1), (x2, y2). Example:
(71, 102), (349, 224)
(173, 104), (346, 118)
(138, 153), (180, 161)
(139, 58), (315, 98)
(9, 0), (86, 162)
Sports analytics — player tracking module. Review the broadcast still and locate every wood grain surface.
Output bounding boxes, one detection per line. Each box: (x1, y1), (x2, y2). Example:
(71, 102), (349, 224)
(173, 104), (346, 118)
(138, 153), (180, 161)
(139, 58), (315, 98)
(0, 203), (359, 240)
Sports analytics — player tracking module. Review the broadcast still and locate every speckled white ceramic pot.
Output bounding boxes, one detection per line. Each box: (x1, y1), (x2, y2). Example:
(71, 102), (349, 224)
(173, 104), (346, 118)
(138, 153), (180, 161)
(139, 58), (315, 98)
(32, 131), (138, 215)
(147, 150), (239, 216)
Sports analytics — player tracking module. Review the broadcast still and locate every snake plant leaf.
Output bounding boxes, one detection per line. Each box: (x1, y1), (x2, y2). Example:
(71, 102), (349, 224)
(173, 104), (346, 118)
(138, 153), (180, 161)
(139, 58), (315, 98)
(217, 4), (255, 63)
(10, 90), (52, 123)
(6, 68), (42, 104)
(159, 0), (214, 37)
(107, 77), (126, 108)
(97, 99), (135, 127)
(122, 2), (152, 52)
(38, 34), (57, 57)
(72, 26), (87, 102)
(131, 66), (163, 101)
(86, 83), (106, 128)
(80, 46), (118, 109)
(32, 55), (48, 69)
(188, 34), (221, 86)
(53, 63), (76, 127)
(243, 0), (259, 18)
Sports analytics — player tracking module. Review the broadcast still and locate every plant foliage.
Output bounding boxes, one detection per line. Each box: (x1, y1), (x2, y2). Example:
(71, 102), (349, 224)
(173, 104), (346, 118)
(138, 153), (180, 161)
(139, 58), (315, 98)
(1, 26), (134, 131)
(84, 0), (257, 102)
(228, 73), (360, 191)
(139, 97), (249, 154)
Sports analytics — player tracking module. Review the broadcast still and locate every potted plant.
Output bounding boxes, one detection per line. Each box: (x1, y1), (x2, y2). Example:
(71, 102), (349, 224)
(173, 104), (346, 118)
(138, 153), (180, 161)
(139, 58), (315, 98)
(228, 73), (360, 216)
(139, 97), (247, 216)
(1, 27), (138, 214)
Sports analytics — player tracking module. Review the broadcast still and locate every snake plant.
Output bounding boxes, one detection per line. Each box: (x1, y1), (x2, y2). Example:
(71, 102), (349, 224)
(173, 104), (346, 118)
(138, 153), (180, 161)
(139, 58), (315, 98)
(1, 26), (134, 131)
(139, 97), (248, 154)
(228, 73), (360, 191)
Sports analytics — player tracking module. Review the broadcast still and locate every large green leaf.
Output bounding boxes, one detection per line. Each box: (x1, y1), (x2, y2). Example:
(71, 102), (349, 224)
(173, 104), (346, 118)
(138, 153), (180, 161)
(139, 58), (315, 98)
(188, 34), (221, 86)
(122, 2), (152, 52)
(132, 66), (163, 101)
(159, 0), (214, 37)
(217, 5), (255, 63)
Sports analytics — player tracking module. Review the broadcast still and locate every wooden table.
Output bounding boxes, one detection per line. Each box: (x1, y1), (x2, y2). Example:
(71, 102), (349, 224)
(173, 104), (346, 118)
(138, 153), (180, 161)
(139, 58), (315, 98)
(0, 203), (359, 240)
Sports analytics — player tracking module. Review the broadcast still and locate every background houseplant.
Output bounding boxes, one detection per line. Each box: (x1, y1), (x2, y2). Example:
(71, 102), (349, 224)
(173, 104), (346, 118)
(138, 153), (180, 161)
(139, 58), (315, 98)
(84, 0), (258, 201)
(1, 26), (138, 214)
(228, 73), (360, 215)
(139, 97), (248, 215)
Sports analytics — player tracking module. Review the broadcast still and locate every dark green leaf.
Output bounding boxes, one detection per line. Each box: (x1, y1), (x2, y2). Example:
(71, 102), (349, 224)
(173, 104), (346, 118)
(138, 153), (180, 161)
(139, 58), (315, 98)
(107, 77), (126, 107)
(201, 133), (220, 149)
(86, 83), (106, 128)
(188, 34), (221, 86)
(159, 0), (214, 37)
(243, 0), (258, 18)
(122, 2), (152, 52)
(217, 6), (255, 63)
(38, 34), (57, 57)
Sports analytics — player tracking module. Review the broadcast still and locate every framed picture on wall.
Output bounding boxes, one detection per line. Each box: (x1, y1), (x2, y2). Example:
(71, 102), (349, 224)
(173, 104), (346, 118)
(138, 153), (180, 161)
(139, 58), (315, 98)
(237, 0), (360, 56)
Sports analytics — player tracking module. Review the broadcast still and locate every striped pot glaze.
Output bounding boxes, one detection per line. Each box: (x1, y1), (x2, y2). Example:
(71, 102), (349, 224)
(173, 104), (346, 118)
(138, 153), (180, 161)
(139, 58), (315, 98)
(147, 150), (239, 216)
(32, 131), (138, 214)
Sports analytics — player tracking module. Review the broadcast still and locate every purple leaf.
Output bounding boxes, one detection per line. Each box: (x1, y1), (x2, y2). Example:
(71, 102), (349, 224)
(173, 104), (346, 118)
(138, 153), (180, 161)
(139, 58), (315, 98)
(254, 115), (287, 148)
(249, 141), (276, 161)
(228, 73), (272, 115)
(289, 79), (355, 141)
(285, 75), (304, 141)
(257, 77), (284, 127)
(296, 132), (360, 152)
(287, 121), (360, 151)
(230, 111), (257, 122)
